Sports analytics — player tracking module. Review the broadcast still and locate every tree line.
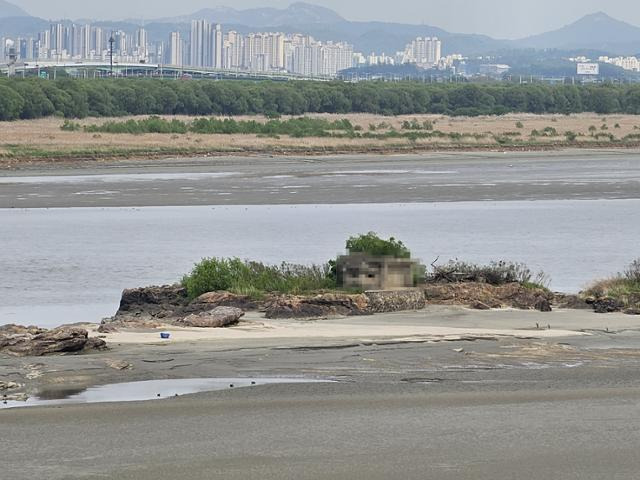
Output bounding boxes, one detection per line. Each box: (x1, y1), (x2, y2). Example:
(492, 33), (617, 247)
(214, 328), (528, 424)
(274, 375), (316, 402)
(1, 78), (640, 121)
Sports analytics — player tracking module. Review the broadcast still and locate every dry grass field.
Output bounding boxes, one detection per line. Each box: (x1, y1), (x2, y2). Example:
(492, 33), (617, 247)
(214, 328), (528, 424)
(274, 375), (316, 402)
(1, 113), (640, 164)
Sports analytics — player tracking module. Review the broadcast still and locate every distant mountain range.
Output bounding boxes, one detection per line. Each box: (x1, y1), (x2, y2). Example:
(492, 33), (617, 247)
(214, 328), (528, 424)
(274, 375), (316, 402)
(515, 12), (640, 55)
(1, 1), (640, 57)
(0, 0), (28, 18)
(154, 2), (344, 26)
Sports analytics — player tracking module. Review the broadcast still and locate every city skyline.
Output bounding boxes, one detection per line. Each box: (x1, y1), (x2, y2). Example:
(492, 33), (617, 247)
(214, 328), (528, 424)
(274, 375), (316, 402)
(9, 0), (640, 39)
(2, 19), (448, 77)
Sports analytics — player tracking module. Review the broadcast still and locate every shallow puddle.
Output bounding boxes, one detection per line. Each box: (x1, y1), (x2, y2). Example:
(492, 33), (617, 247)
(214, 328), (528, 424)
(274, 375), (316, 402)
(1, 377), (327, 409)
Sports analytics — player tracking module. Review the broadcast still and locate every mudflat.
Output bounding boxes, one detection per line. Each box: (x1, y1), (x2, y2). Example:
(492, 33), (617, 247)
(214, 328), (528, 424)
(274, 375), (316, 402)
(3, 307), (640, 479)
(2, 149), (640, 208)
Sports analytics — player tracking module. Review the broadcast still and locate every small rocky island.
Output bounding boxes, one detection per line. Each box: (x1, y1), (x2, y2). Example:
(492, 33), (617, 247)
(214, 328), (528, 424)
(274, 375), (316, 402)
(2, 234), (638, 360)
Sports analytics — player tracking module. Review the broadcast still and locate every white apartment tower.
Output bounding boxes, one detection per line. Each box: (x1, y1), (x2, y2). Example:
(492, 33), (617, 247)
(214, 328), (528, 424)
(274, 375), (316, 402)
(404, 37), (442, 66)
(169, 31), (183, 67)
(214, 24), (223, 68)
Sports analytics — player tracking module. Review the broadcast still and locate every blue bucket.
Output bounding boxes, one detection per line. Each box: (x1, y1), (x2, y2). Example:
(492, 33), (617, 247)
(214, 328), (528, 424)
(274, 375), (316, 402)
(160, 332), (171, 339)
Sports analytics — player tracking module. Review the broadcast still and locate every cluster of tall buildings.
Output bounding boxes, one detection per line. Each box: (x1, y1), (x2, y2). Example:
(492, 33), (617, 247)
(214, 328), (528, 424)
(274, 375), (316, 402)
(1, 21), (445, 78)
(0, 23), (155, 63)
(168, 21), (354, 77)
(598, 56), (640, 72)
(401, 37), (442, 67)
(353, 36), (443, 69)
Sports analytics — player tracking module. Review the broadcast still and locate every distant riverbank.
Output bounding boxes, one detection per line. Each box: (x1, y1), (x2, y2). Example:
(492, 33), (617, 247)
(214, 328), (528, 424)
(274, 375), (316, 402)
(2, 113), (640, 166)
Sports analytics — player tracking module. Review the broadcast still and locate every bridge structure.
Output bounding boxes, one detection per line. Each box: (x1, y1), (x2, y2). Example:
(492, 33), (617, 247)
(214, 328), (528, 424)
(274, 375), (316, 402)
(0, 60), (334, 82)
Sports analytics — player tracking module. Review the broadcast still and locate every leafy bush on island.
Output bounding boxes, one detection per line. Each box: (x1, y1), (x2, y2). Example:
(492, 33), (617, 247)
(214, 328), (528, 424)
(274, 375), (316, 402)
(3, 78), (640, 121)
(345, 232), (411, 258)
(181, 258), (336, 300)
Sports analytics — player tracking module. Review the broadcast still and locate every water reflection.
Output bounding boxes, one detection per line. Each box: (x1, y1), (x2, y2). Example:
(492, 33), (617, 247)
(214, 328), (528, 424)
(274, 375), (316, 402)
(1, 377), (328, 409)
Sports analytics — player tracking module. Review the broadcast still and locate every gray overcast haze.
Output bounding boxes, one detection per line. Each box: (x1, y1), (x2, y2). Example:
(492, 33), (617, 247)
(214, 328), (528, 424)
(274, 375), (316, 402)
(12, 0), (640, 38)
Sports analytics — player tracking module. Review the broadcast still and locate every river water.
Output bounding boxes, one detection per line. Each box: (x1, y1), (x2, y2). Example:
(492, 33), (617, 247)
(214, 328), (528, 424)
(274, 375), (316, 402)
(2, 199), (639, 327)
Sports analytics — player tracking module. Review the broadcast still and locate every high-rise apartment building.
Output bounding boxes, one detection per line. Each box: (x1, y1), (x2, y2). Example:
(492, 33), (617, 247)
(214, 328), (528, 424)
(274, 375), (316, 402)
(403, 37), (442, 67)
(169, 31), (183, 67)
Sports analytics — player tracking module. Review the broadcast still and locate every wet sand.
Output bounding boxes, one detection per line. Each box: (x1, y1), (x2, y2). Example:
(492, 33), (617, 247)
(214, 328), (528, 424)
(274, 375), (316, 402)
(1, 149), (640, 208)
(3, 307), (640, 479)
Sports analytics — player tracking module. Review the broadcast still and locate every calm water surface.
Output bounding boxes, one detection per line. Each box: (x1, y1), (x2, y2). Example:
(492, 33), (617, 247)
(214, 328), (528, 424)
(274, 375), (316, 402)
(1, 200), (639, 327)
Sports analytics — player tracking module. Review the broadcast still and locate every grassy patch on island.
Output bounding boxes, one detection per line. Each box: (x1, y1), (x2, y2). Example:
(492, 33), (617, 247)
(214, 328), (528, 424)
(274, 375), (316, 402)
(585, 259), (640, 307)
(181, 258), (337, 300)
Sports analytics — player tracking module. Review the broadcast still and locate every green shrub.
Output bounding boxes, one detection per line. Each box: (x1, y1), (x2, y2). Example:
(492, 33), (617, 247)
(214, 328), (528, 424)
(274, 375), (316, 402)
(345, 232), (411, 258)
(60, 120), (82, 131)
(83, 116), (354, 138)
(564, 131), (578, 142)
(515, 121), (524, 129)
(181, 257), (336, 299)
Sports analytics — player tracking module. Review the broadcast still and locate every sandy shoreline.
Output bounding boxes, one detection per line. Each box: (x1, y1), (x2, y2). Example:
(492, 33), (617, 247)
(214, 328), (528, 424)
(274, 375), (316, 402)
(88, 309), (593, 346)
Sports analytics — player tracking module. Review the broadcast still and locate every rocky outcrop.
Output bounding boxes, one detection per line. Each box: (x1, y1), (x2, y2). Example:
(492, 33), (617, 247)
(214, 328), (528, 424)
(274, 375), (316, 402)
(364, 290), (426, 313)
(586, 296), (625, 314)
(582, 293), (640, 315)
(0, 327), (107, 357)
(553, 294), (591, 310)
(116, 284), (189, 320)
(106, 286), (258, 329)
(264, 290), (426, 318)
(0, 324), (47, 335)
(186, 292), (259, 312)
(265, 293), (370, 319)
(0, 381), (21, 391)
(423, 282), (554, 312)
(177, 307), (245, 328)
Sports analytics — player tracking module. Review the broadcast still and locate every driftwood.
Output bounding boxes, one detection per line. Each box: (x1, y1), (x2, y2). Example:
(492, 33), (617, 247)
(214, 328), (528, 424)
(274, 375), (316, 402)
(428, 257), (478, 284)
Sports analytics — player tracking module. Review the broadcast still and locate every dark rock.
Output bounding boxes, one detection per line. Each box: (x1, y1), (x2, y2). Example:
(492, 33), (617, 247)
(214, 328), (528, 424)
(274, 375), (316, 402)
(84, 337), (108, 351)
(116, 284), (189, 318)
(177, 307), (245, 328)
(553, 294), (591, 310)
(107, 287), (261, 329)
(592, 297), (624, 314)
(623, 308), (640, 316)
(584, 296), (597, 305)
(0, 327), (107, 357)
(534, 297), (553, 312)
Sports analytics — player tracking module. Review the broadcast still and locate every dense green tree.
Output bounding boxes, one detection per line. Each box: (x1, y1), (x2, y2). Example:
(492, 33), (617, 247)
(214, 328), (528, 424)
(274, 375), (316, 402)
(0, 84), (25, 120)
(1, 78), (640, 120)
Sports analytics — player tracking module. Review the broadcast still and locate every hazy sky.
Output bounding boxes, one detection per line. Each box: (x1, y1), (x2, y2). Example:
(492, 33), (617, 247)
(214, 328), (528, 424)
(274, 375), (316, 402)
(13, 0), (640, 38)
